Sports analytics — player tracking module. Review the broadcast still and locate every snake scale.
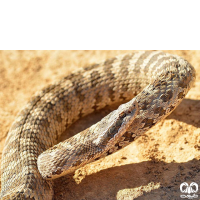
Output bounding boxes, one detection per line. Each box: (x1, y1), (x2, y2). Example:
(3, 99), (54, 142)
(0, 51), (196, 200)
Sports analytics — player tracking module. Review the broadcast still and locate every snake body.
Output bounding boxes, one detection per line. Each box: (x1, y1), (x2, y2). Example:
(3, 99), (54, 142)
(0, 51), (196, 200)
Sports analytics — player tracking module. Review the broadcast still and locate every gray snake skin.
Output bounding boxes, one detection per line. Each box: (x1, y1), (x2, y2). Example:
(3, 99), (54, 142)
(0, 51), (196, 200)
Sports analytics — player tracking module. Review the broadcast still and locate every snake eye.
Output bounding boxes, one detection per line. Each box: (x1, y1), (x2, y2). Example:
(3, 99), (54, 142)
(119, 112), (126, 118)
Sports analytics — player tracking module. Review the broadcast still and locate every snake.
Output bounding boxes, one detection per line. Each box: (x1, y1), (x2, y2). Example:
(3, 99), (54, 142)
(0, 51), (196, 200)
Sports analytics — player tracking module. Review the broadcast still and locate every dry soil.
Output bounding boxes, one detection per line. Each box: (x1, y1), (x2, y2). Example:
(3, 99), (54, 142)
(0, 50), (199, 200)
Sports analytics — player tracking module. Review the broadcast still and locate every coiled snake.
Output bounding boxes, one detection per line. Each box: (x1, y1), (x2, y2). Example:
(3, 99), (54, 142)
(0, 51), (196, 200)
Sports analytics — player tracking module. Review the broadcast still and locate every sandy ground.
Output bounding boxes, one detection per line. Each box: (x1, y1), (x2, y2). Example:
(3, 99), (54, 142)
(0, 50), (199, 200)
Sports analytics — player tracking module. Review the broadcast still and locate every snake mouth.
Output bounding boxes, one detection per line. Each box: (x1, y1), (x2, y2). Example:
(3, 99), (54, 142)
(37, 99), (138, 180)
